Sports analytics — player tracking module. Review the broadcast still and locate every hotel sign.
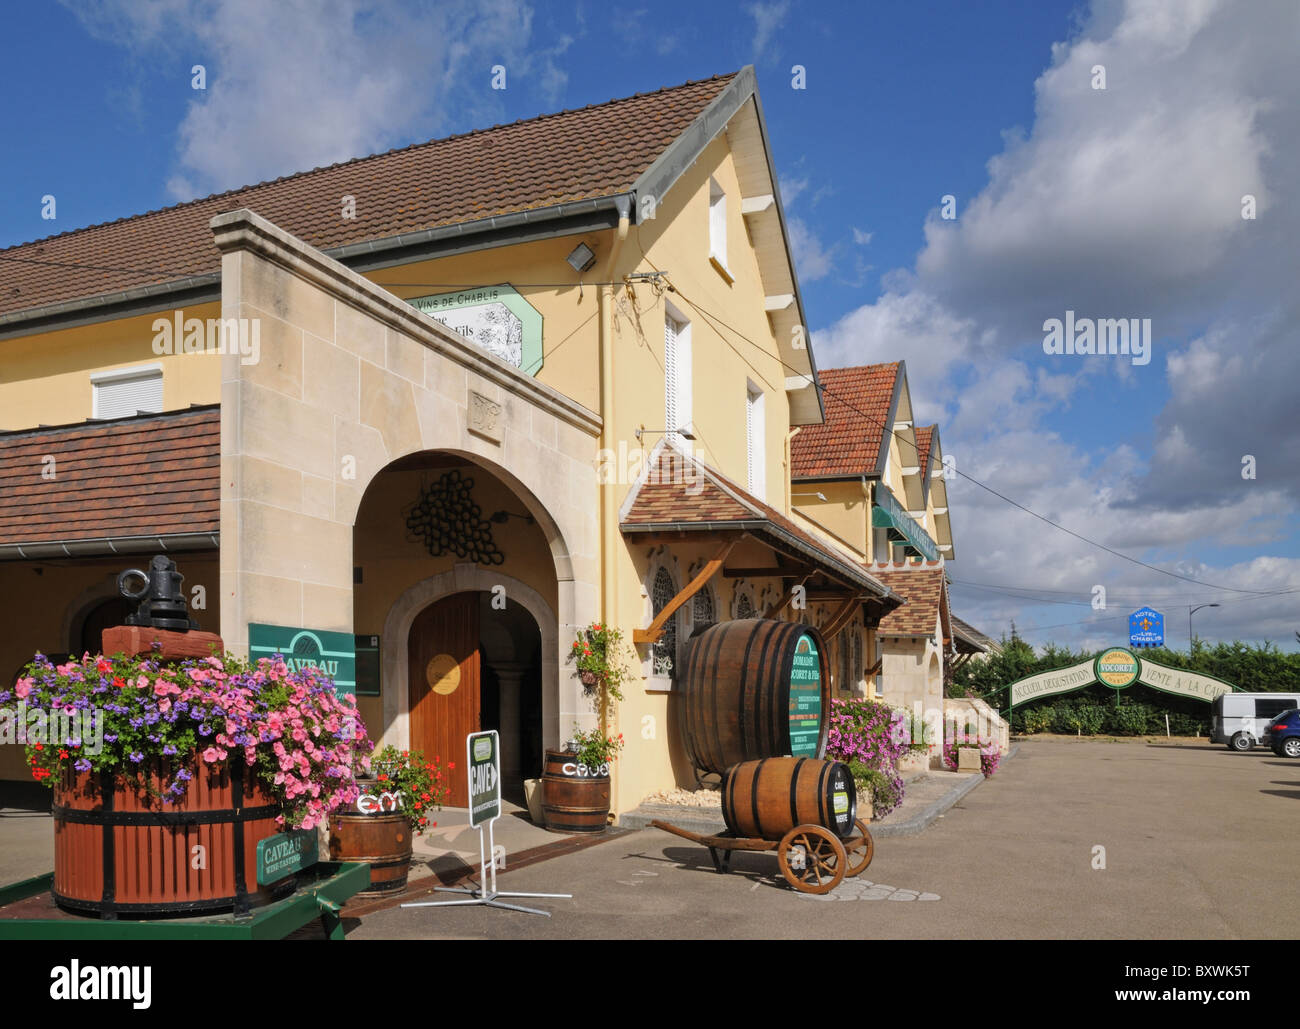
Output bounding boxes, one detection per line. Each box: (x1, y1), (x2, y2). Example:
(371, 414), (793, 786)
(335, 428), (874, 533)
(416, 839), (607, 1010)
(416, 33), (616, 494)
(1128, 607), (1164, 648)
(408, 284), (543, 376)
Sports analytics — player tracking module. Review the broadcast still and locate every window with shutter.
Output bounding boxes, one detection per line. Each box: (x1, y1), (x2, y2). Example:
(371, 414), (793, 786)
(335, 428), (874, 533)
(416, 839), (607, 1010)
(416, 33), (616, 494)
(91, 366), (163, 420)
(709, 178), (727, 269)
(746, 383), (765, 497)
(664, 308), (691, 447)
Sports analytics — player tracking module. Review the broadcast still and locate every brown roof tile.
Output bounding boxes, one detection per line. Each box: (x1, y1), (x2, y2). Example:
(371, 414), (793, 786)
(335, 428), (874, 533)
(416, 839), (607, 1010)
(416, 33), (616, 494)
(915, 425), (934, 477)
(869, 561), (950, 638)
(790, 363), (900, 479)
(0, 407), (219, 545)
(0, 74), (735, 319)
(621, 445), (895, 599)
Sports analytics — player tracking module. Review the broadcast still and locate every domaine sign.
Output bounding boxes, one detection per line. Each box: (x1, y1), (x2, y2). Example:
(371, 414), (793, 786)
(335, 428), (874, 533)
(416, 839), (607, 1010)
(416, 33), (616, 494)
(1008, 646), (1236, 707)
(788, 633), (822, 758)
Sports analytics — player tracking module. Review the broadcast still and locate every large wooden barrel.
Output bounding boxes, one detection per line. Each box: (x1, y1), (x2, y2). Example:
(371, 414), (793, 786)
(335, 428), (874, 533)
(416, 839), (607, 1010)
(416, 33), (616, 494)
(721, 757), (857, 840)
(679, 619), (830, 774)
(328, 783), (413, 896)
(541, 749), (610, 833)
(52, 760), (292, 917)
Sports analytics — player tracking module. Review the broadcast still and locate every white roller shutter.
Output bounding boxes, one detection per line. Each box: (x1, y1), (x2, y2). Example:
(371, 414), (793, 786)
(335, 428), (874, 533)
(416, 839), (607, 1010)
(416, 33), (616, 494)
(92, 367), (163, 420)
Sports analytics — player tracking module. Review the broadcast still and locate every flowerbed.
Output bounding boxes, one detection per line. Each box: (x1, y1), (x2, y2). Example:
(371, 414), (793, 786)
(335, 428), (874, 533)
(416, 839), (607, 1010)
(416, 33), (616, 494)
(5, 650), (372, 830)
(941, 734), (1001, 777)
(825, 698), (909, 817)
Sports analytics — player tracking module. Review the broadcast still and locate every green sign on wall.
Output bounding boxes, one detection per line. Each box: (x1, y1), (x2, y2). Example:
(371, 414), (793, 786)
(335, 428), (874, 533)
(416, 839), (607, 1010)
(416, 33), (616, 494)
(256, 829), (318, 885)
(407, 283), (543, 376)
(789, 633), (823, 758)
(248, 623), (357, 697)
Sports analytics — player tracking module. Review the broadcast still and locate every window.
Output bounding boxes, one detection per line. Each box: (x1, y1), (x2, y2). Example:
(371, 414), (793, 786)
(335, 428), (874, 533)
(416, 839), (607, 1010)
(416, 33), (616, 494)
(1256, 698), (1297, 720)
(708, 177), (727, 271)
(692, 586), (716, 635)
(735, 592), (754, 619)
(664, 308), (692, 447)
(92, 365), (162, 420)
(839, 635), (852, 695)
(651, 566), (679, 680)
(853, 631), (863, 693)
(746, 383), (765, 498)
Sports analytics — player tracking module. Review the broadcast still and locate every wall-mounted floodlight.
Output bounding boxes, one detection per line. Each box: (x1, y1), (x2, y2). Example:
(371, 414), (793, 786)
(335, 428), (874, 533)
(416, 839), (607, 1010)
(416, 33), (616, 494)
(791, 491), (828, 502)
(566, 242), (597, 274)
(635, 425), (697, 443)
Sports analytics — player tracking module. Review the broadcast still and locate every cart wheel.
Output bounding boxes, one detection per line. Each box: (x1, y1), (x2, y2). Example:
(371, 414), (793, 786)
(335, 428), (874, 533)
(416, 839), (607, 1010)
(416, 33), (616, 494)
(778, 824), (846, 895)
(845, 819), (875, 877)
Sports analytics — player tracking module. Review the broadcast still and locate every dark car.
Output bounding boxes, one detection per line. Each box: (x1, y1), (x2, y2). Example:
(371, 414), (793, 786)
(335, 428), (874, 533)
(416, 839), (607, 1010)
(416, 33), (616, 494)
(1266, 710), (1300, 757)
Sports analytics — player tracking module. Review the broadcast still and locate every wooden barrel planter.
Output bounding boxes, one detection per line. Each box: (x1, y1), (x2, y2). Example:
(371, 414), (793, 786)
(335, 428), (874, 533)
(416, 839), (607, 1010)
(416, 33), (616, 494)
(679, 619), (831, 775)
(52, 760), (292, 918)
(721, 757), (857, 840)
(541, 749), (610, 833)
(328, 782), (413, 896)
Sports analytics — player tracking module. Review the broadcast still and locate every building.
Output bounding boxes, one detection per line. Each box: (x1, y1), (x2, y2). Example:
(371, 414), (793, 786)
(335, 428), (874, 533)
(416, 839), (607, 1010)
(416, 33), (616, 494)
(1, 68), (931, 812)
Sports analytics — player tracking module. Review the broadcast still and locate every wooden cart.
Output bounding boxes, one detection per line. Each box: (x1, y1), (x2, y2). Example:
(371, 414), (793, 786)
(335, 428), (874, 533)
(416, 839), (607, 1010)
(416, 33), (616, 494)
(650, 818), (874, 895)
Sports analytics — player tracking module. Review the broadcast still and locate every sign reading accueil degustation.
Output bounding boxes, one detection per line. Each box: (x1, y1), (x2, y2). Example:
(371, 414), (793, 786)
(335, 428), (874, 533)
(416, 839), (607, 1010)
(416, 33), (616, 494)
(468, 729), (501, 828)
(788, 633), (822, 758)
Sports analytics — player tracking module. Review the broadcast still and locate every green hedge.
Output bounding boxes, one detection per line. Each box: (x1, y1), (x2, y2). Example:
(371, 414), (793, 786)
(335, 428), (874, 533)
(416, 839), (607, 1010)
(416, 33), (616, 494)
(1009, 697), (1209, 736)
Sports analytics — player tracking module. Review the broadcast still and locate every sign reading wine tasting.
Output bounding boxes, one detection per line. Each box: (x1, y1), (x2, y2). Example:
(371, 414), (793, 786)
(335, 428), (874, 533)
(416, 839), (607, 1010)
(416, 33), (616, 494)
(788, 633), (822, 758)
(256, 829), (318, 885)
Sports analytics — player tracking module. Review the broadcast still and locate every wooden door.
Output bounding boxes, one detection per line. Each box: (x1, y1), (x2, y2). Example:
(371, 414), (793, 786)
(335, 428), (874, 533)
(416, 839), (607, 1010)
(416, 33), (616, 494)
(408, 592), (479, 806)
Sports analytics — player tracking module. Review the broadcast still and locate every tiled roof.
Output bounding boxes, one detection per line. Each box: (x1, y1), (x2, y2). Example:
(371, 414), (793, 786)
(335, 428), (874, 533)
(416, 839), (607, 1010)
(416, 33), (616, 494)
(621, 444), (896, 599)
(869, 561), (950, 638)
(915, 425), (934, 477)
(0, 74), (735, 319)
(952, 615), (998, 654)
(790, 363), (900, 479)
(0, 407), (219, 547)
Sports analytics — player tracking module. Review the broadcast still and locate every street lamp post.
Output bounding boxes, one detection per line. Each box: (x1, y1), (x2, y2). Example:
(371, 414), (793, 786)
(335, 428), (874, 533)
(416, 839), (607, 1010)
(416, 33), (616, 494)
(1189, 603), (1220, 653)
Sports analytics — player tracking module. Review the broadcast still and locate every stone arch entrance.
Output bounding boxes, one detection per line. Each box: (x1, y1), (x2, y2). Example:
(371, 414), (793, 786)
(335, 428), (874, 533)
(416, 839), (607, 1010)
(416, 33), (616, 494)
(382, 568), (555, 805)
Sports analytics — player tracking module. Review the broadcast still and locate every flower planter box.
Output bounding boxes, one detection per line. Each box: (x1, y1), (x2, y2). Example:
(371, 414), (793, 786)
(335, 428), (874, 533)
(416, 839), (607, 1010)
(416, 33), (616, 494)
(541, 749), (610, 833)
(52, 760), (291, 918)
(328, 780), (413, 896)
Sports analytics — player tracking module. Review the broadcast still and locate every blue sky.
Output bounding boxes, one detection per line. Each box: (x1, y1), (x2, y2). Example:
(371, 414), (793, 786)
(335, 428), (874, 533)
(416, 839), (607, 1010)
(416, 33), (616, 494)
(3, 0), (1297, 652)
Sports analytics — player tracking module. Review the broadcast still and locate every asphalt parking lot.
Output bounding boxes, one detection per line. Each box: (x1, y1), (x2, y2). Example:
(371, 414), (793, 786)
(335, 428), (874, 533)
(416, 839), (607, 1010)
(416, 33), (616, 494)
(350, 739), (1300, 939)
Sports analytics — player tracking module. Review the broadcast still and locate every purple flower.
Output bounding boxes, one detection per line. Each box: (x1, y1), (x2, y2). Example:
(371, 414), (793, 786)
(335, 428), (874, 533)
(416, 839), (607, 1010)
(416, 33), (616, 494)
(74, 758), (92, 772)
(129, 751), (144, 763)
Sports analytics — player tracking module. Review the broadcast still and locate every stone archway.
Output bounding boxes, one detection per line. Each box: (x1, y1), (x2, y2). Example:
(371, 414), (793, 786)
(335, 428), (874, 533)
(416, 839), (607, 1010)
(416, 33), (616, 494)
(381, 567), (561, 764)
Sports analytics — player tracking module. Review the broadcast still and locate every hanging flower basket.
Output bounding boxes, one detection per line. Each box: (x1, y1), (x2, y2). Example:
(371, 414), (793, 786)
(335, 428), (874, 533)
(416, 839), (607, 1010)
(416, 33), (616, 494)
(568, 623), (630, 703)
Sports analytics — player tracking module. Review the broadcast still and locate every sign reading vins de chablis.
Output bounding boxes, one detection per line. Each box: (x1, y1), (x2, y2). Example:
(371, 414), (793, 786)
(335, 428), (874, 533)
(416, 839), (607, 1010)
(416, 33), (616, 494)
(468, 729), (501, 828)
(788, 633), (822, 758)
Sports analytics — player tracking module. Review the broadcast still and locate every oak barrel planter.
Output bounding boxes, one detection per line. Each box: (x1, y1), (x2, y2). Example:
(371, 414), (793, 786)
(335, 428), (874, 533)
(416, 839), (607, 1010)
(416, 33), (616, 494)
(52, 760), (291, 918)
(720, 757), (858, 840)
(679, 619), (831, 775)
(328, 781), (414, 896)
(541, 749), (610, 834)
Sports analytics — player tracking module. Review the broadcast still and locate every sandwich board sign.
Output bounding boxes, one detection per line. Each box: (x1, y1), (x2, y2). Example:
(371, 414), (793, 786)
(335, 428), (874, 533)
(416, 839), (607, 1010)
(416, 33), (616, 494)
(468, 729), (501, 828)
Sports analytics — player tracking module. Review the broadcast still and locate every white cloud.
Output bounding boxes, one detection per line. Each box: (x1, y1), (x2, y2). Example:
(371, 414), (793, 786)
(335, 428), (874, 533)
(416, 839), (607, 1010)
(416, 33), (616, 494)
(787, 216), (833, 282)
(64, 0), (564, 200)
(745, 1), (790, 60)
(851, 227), (873, 245)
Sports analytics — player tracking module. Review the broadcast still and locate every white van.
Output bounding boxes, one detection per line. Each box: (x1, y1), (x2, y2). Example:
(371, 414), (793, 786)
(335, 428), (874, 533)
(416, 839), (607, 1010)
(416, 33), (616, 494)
(1210, 693), (1300, 751)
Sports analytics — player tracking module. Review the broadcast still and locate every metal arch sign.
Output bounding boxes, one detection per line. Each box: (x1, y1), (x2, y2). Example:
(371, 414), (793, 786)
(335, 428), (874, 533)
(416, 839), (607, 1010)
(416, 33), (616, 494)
(1006, 647), (1235, 708)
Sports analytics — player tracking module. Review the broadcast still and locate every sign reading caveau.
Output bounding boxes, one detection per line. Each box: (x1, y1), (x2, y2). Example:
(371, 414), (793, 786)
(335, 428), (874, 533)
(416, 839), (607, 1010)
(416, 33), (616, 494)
(248, 624), (357, 697)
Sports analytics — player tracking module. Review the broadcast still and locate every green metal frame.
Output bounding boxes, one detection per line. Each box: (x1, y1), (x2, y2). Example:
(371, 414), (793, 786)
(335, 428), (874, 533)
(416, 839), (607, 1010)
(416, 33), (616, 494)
(0, 861), (369, 940)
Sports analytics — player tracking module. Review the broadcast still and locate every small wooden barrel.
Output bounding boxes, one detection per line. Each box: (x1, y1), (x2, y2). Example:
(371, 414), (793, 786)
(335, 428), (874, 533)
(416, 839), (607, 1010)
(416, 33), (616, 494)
(53, 761), (290, 917)
(679, 619), (831, 774)
(541, 749), (610, 833)
(721, 757), (857, 840)
(328, 783), (413, 896)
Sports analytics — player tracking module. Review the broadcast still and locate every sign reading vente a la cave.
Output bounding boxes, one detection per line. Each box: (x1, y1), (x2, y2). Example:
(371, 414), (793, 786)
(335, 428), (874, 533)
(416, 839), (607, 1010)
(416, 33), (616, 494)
(788, 633), (822, 758)
(248, 623), (357, 698)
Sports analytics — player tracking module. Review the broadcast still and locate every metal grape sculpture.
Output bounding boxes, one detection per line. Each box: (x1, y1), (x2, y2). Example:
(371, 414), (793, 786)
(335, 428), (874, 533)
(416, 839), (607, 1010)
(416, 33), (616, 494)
(403, 469), (504, 565)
